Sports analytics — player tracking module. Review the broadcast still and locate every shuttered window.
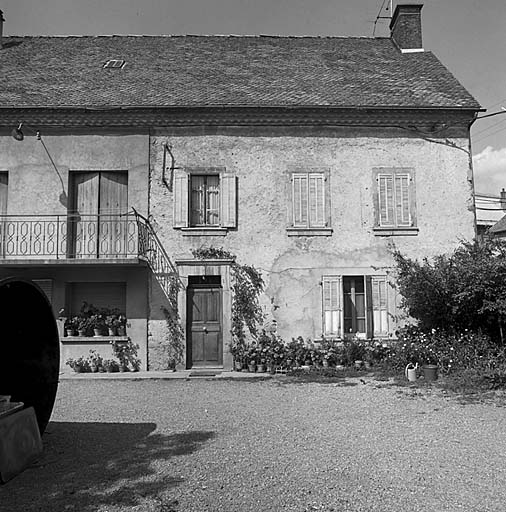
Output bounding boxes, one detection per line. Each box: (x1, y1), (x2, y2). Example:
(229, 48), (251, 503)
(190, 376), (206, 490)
(323, 275), (388, 338)
(322, 276), (342, 337)
(375, 169), (414, 228)
(292, 173), (326, 228)
(173, 169), (237, 229)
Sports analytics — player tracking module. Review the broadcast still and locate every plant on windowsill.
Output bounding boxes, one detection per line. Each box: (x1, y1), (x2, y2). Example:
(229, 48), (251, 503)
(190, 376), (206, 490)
(64, 316), (80, 337)
(90, 313), (106, 336)
(102, 359), (119, 373)
(105, 311), (123, 336)
(88, 349), (104, 372)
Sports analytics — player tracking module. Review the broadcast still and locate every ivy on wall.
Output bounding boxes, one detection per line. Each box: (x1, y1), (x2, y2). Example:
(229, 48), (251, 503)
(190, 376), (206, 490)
(191, 247), (265, 347)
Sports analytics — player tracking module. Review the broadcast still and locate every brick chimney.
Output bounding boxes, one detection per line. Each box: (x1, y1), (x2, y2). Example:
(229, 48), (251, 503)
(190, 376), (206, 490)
(390, 4), (424, 53)
(0, 10), (5, 50)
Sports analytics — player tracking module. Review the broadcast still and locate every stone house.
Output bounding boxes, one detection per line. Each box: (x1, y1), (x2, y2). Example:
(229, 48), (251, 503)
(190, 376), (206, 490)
(0, 4), (481, 371)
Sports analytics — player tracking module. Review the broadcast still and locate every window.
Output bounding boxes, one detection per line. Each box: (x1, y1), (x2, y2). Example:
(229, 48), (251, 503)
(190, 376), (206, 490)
(190, 175), (220, 227)
(173, 168), (237, 232)
(288, 170), (331, 235)
(373, 168), (417, 235)
(322, 275), (388, 338)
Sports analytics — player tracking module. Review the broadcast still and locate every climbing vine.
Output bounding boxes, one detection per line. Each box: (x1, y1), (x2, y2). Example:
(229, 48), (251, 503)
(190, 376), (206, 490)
(191, 247), (265, 348)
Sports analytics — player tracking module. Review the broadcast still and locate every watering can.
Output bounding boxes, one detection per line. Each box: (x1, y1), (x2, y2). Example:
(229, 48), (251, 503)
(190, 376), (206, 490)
(405, 363), (418, 382)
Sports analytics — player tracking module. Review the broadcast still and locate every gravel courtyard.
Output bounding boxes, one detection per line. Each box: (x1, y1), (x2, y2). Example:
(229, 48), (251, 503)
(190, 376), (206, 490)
(2, 376), (506, 512)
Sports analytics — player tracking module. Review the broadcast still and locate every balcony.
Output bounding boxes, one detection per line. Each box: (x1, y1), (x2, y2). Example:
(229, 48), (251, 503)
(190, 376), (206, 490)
(0, 213), (143, 264)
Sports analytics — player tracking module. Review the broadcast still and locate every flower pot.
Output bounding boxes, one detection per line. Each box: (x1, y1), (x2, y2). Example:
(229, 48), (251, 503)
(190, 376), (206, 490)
(108, 327), (117, 336)
(364, 361), (372, 370)
(422, 364), (438, 382)
(248, 364), (256, 373)
(235, 361), (243, 371)
(117, 326), (126, 336)
(93, 328), (104, 337)
(78, 329), (86, 337)
(322, 360), (329, 368)
(354, 360), (363, 369)
(66, 329), (75, 337)
(257, 364), (266, 373)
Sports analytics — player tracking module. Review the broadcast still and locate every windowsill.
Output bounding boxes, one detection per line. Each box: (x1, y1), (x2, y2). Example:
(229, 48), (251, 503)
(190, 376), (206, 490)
(373, 226), (419, 237)
(61, 336), (129, 343)
(179, 227), (229, 236)
(286, 227), (333, 237)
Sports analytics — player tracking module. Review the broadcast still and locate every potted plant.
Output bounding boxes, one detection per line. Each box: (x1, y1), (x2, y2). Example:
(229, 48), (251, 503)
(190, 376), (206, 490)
(65, 356), (90, 373)
(105, 313), (121, 336)
(90, 313), (106, 336)
(117, 315), (127, 336)
(64, 316), (79, 337)
(88, 350), (103, 373)
(111, 339), (140, 372)
(103, 359), (119, 373)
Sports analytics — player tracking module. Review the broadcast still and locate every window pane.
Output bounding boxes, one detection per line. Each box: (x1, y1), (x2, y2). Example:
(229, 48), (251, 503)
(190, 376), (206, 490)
(293, 174), (308, 227)
(191, 175), (205, 225)
(206, 175), (220, 226)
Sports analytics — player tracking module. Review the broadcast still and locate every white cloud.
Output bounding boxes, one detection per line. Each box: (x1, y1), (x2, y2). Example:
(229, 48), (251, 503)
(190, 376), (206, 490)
(473, 146), (506, 194)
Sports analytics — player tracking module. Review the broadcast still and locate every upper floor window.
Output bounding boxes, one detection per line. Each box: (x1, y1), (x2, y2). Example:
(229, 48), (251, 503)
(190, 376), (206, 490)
(373, 168), (417, 235)
(287, 169), (332, 236)
(190, 175), (220, 227)
(173, 168), (237, 232)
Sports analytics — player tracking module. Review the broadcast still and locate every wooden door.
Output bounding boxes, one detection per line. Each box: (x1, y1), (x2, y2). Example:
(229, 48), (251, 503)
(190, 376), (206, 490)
(98, 172), (128, 257)
(0, 173), (7, 258)
(70, 172), (99, 258)
(187, 286), (222, 367)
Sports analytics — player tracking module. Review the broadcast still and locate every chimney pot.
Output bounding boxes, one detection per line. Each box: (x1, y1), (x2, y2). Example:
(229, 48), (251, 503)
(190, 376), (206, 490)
(390, 4), (424, 53)
(500, 188), (506, 211)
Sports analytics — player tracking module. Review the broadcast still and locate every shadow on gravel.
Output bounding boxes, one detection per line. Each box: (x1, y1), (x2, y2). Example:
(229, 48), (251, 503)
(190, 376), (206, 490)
(1, 421), (215, 512)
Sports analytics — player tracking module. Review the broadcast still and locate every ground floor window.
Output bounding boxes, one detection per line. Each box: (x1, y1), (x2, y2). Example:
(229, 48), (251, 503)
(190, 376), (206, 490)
(68, 282), (126, 316)
(322, 275), (388, 338)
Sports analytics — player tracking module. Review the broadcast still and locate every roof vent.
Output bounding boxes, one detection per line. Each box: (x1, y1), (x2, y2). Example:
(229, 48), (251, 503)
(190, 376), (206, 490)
(103, 59), (126, 69)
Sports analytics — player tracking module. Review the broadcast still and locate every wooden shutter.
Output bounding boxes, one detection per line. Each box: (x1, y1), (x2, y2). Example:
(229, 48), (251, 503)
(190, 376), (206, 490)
(173, 169), (189, 228)
(378, 174), (394, 227)
(370, 276), (388, 336)
(292, 173), (308, 227)
(308, 173), (325, 228)
(322, 276), (342, 337)
(395, 174), (411, 226)
(220, 173), (237, 228)
(99, 172), (128, 257)
(71, 172), (100, 258)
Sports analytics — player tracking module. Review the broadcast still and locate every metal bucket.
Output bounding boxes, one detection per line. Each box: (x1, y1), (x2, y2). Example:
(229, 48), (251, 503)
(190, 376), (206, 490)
(422, 364), (438, 382)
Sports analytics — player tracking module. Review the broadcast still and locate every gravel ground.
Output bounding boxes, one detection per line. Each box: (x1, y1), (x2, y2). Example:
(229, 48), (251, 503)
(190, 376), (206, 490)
(1, 376), (506, 512)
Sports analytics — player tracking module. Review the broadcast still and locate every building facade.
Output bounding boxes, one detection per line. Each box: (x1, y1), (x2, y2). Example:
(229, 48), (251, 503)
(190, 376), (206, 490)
(0, 4), (481, 371)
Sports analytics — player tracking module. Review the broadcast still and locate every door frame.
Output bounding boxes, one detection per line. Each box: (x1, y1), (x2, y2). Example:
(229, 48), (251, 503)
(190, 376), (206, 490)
(176, 258), (234, 370)
(186, 281), (223, 368)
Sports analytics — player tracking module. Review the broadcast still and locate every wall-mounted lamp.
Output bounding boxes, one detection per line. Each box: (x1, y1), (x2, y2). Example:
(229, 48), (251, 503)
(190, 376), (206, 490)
(11, 122), (67, 206)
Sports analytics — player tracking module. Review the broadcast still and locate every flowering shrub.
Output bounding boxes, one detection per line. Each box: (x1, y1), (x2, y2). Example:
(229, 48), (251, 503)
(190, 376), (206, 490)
(390, 325), (504, 375)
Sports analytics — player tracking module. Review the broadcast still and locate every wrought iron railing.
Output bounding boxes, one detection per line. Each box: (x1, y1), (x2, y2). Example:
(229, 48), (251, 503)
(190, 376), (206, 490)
(0, 213), (139, 259)
(133, 209), (182, 304)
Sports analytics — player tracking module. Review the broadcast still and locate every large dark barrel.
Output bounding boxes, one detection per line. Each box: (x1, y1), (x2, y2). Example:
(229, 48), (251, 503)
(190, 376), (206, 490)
(0, 278), (59, 434)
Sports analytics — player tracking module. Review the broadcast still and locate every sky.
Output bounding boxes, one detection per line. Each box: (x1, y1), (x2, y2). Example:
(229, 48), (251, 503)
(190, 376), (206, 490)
(2, 0), (506, 194)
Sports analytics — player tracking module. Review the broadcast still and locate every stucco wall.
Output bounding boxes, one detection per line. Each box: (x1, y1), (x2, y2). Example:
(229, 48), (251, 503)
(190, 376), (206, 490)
(0, 131), (149, 216)
(148, 126), (474, 348)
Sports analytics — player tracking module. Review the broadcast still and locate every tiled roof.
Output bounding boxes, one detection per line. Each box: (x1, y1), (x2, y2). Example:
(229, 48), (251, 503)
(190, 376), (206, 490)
(0, 35), (481, 109)
(490, 215), (506, 234)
